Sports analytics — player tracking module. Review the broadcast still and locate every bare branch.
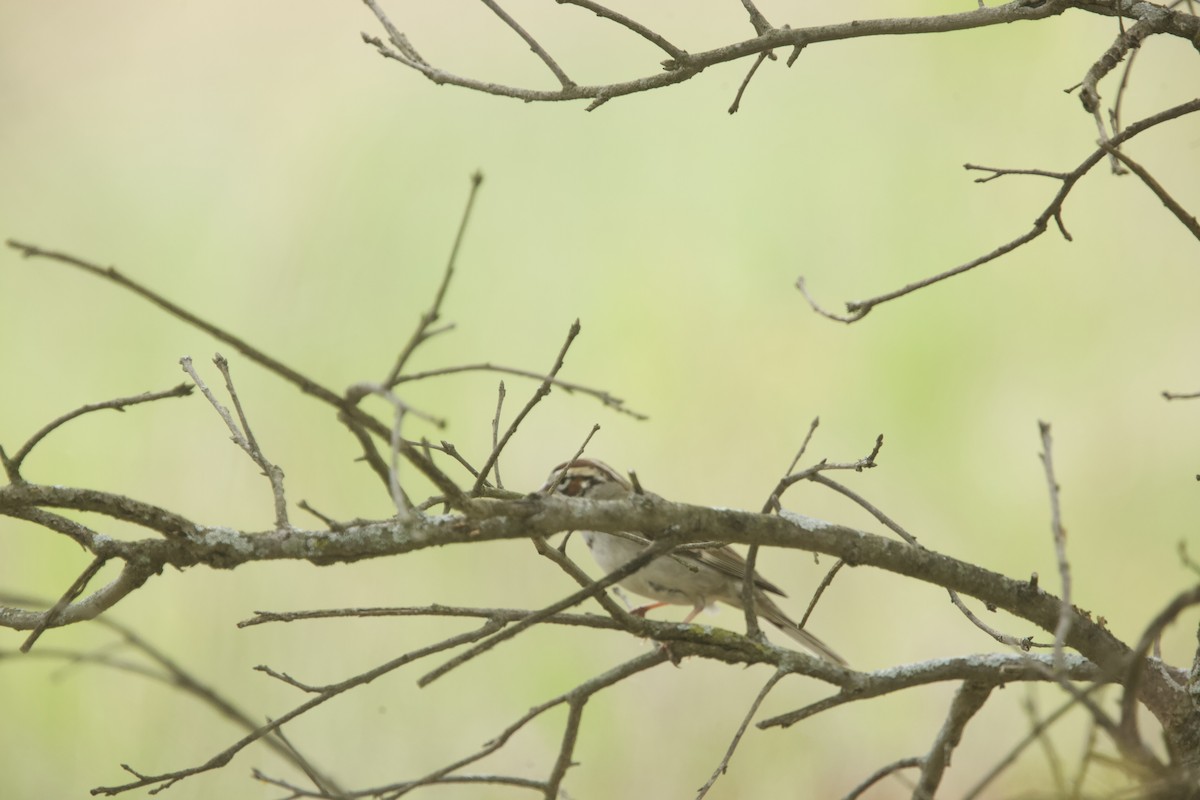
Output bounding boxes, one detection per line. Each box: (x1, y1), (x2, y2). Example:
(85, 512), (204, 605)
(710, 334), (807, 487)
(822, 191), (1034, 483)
(0, 481), (1152, 680)
(0, 482), (197, 539)
(961, 685), (1105, 800)
(471, 319), (582, 493)
(383, 171), (483, 386)
(0, 560), (157, 631)
(19, 556), (108, 652)
(360, 0), (427, 64)
(1118, 584), (1200, 762)
(1021, 689), (1069, 795)
(371, 650), (666, 799)
(2, 505), (102, 550)
(417, 529), (682, 686)
(2, 383), (193, 481)
(361, 2), (1120, 107)
(947, 590), (1043, 651)
(4, 239), (397, 447)
(798, 559), (844, 630)
(1100, 142), (1200, 241)
(479, 0), (576, 89)
(964, 163), (1070, 182)
(557, 0), (687, 60)
(728, 50), (770, 114)
(768, 434), (883, 503)
(393, 360), (647, 420)
(795, 97), (1200, 321)
(1078, 8), (1174, 171)
(545, 697), (584, 799)
(240, 603), (627, 631)
(913, 680), (993, 799)
(738, 541), (764, 641)
(91, 620), (504, 796)
(759, 652), (1103, 730)
(809, 473), (1050, 648)
(696, 668), (786, 799)
(744, 423), (835, 639)
(739, 0), (774, 36)
(0, 595), (345, 797)
(182, 355), (291, 530)
(342, 383), (419, 518)
(1108, 46), (1139, 136)
(1038, 421), (1072, 673)
(490, 381), (506, 489)
(842, 758), (924, 800)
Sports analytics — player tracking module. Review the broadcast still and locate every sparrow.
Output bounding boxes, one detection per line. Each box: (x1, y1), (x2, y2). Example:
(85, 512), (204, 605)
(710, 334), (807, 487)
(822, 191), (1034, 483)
(541, 458), (846, 665)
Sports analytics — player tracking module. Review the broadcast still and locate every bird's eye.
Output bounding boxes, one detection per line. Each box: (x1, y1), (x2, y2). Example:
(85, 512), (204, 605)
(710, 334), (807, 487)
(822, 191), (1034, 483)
(556, 475), (588, 496)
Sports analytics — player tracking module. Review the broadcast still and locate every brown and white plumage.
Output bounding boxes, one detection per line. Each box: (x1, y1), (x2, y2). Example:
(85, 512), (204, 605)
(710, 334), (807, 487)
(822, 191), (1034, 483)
(541, 458), (846, 665)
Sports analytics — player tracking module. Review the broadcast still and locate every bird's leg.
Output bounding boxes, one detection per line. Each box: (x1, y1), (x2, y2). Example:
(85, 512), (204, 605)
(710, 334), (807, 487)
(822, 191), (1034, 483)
(679, 602), (705, 625)
(630, 601), (669, 618)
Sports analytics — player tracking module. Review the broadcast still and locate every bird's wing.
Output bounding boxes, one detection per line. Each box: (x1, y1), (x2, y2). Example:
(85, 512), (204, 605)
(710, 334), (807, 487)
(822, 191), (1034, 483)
(682, 545), (788, 597)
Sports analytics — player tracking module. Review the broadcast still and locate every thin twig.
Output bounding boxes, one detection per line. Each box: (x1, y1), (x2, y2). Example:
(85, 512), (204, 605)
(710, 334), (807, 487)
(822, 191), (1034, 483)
(1068, 716), (1102, 800)
(490, 381), (506, 489)
(961, 685), (1105, 800)
(19, 556), (108, 652)
(798, 560), (844, 629)
(1078, 14), (1169, 173)
(914, 680), (994, 799)
(479, 0), (576, 89)
(418, 532), (683, 687)
(344, 383), (418, 518)
(240, 604), (626, 631)
(1022, 658), (1162, 774)
(337, 408), (400, 497)
(810, 473), (1052, 648)
(543, 422), (603, 505)
(842, 758), (924, 800)
(1021, 689), (1068, 796)
(964, 163), (1070, 182)
(758, 652), (1102, 731)
(546, 699), (585, 798)
(1117, 585), (1200, 757)
(557, 0), (687, 60)
(384, 171), (484, 387)
(360, 0), (427, 64)
(1108, 47), (1138, 136)
(1038, 421), (1071, 673)
(4, 239), (393, 443)
(0, 506), (100, 554)
(3, 383), (193, 480)
(947, 590), (1043, 650)
(182, 355), (291, 530)
(728, 51), (770, 114)
(739, 543), (763, 641)
(795, 98), (1200, 322)
(91, 621), (504, 796)
(378, 651), (666, 799)
(695, 668), (786, 798)
(0, 592), (345, 797)
(1100, 142), (1200, 241)
(363, 2), (1095, 106)
(393, 361), (646, 420)
(744, 421), (825, 638)
(769, 434), (884, 500)
(471, 320), (582, 493)
(763, 416), (820, 513)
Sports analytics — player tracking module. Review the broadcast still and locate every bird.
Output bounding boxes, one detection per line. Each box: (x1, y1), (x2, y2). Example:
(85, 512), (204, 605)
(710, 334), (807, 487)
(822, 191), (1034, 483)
(541, 458), (846, 665)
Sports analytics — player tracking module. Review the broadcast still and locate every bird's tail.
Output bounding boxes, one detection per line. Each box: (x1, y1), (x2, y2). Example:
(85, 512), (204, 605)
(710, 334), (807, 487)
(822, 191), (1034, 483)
(754, 594), (847, 666)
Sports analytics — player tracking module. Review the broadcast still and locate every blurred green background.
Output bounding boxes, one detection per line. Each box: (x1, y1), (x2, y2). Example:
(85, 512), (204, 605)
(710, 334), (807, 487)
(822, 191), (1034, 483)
(2, 1), (1198, 798)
